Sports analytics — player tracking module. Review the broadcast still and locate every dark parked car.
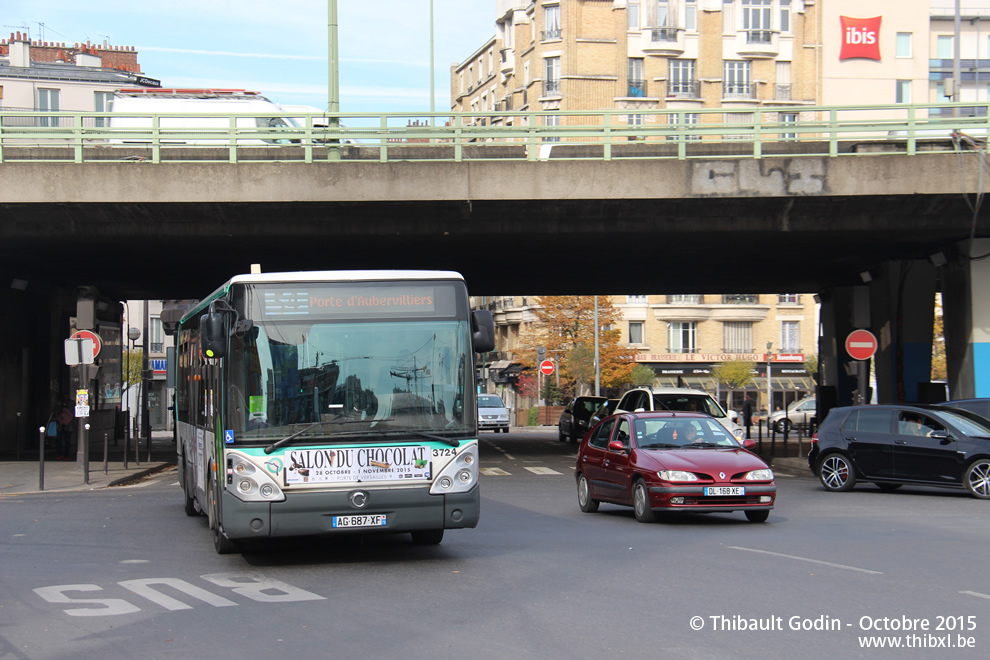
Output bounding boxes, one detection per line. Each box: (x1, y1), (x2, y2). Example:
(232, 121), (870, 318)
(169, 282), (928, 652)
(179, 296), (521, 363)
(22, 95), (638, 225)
(809, 404), (990, 498)
(588, 398), (620, 428)
(558, 396), (607, 443)
(935, 398), (990, 420)
(575, 411), (775, 523)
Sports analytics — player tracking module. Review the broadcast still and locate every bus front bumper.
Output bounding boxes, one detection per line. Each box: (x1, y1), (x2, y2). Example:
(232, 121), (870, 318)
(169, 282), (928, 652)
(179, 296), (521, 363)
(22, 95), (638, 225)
(220, 485), (480, 540)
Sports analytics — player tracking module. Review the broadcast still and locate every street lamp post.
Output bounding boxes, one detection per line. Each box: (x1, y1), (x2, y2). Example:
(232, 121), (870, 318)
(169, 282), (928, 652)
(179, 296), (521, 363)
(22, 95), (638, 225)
(766, 341), (773, 424)
(127, 326), (140, 468)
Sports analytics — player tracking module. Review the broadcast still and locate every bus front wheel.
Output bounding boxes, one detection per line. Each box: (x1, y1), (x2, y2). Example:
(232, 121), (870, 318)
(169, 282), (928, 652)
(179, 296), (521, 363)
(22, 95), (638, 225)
(208, 479), (239, 555)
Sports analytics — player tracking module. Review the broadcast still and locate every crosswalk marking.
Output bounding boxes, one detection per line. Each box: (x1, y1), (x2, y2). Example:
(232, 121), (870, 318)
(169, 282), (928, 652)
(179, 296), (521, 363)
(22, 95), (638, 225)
(524, 467), (563, 475)
(480, 467), (511, 476)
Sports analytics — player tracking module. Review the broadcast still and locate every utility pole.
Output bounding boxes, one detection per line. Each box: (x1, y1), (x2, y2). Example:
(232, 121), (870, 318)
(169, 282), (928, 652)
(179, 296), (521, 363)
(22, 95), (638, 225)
(328, 1), (341, 160)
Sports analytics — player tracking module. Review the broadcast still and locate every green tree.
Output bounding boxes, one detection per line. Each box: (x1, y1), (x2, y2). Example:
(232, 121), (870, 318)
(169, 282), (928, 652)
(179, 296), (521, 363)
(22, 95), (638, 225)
(711, 361), (755, 410)
(629, 363), (656, 388)
(122, 348), (144, 391)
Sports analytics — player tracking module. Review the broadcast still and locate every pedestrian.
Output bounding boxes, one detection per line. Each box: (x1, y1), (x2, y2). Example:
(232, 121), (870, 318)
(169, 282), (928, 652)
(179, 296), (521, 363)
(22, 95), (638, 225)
(742, 395), (755, 428)
(55, 397), (74, 460)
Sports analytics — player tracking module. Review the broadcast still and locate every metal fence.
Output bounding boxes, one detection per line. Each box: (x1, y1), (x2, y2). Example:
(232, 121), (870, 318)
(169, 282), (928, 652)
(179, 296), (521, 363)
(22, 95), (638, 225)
(1, 101), (989, 164)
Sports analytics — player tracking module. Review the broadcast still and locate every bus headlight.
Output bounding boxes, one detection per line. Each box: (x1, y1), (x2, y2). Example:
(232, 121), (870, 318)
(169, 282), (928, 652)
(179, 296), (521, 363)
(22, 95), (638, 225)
(430, 443), (479, 495)
(225, 451), (285, 502)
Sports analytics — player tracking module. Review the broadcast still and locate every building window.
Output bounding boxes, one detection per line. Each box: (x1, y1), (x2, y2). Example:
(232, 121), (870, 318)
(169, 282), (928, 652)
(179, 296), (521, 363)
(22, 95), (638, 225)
(723, 294), (759, 304)
(938, 35), (953, 60)
(151, 317), (164, 353)
(777, 294), (799, 304)
(628, 58), (646, 96)
(742, 0), (772, 43)
(723, 60), (752, 98)
(542, 4), (561, 41)
(668, 322), (697, 353)
(896, 32), (912, 58)
(629, 321), (645, 345)
(669, 59), (697, 97)
(629, 1), (641, 29)
(667, 112), (700, 141)
(723, 0), (735, 33)
(686, 0), (697, 31)
(38, 88), (60, 127)
(723, 321), (753, 353)
(544, 111), (560, 142)
(668, 294), (701, 304)
(725, 111), (754, 140)
(656, 1), (670, 27)
(896, 80), (911, 104)
(779, 112), (798, 140)
(779, 0), (791, 33)
(544, 56), (561, 96)
(627, 295), (648, 304)
(780, 321), (800, 352)
(94, 91), (114, 127)
(775, 61), (791, 100)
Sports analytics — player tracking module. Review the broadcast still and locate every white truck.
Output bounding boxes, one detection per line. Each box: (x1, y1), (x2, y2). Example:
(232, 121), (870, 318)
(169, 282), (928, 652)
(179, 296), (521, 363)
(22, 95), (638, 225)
(109, 88), (298, 145)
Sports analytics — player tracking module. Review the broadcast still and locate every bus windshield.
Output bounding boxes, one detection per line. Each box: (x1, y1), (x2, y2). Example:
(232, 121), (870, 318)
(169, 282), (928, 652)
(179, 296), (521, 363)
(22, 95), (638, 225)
(228, 318), (472, 442)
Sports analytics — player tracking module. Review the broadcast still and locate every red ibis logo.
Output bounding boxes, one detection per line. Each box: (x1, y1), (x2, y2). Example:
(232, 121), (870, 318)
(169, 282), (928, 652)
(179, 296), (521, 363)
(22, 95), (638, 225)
(840, 16), (881, 61)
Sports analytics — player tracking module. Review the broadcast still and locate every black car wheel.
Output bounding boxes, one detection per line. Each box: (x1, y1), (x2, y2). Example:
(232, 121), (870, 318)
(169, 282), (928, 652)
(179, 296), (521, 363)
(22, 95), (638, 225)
(819, 454), (856, 492)
(964, 460), (990, 499)
(577, 473), (599, 513)
(775, 419), (791, 434)
(632, 479), (656, 523)
(745, 509), (769, 523)
(558, 429), (567, 442)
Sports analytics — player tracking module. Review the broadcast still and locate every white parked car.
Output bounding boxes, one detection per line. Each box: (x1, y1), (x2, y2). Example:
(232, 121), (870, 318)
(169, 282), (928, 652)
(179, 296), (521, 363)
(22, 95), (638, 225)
(478, 394), (510, 433)
(614, 387), (746, 441)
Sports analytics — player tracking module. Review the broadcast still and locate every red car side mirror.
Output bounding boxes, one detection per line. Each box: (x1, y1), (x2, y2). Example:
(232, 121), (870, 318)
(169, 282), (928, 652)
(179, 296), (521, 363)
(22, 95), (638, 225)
(743, 438), (757, 450)
(608, 440), (627, 452)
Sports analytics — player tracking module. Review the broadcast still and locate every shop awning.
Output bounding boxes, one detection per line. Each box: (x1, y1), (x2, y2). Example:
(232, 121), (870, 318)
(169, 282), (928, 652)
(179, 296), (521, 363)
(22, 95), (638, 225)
(489, 360), (511, 370)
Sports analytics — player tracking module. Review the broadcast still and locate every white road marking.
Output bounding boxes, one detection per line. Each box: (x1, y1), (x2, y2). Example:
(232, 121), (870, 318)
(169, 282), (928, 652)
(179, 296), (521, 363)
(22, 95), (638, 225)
(727, 546), (883, 575)
(960, 590), (990, 600)
(481, 468), (511, 476)
(524, 467), (563, 475)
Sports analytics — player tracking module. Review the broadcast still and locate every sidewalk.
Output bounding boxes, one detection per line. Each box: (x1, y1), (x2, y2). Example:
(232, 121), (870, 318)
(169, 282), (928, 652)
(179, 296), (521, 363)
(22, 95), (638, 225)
(0, 431), (176, 496)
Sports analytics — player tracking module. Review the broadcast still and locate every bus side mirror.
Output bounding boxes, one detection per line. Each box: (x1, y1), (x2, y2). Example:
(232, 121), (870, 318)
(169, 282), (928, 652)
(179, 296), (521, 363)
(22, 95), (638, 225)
(200, 312), (227, 359)
(472, 310), (495, 353)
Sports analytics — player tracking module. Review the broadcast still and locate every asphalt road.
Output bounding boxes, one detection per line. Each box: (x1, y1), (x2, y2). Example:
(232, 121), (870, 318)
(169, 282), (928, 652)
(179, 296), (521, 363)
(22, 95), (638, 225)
(2, 430), (988, 659)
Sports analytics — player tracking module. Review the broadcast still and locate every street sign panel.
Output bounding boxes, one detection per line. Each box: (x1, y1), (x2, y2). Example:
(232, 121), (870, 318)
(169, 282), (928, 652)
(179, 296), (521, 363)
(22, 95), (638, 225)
(69, 330), (102, 360)
(539, 359), (555, 375)
(64, 338), (95, 365)
(845, 329), (878, 360)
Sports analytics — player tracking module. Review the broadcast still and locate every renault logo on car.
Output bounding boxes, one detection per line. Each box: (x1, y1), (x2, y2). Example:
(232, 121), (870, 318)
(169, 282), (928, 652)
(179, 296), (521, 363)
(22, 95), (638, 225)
(349, 491), (369, 508)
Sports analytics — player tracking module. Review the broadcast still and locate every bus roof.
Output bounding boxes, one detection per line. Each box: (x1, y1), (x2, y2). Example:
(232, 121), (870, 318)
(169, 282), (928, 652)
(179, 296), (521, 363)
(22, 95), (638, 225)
(179, 270), (466, 324)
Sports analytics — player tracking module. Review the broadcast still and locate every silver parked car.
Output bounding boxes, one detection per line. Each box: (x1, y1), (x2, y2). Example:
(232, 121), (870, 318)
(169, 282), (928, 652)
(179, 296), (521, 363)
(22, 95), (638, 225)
(769, 396), (817, 433)
(478, 394), (510, 433)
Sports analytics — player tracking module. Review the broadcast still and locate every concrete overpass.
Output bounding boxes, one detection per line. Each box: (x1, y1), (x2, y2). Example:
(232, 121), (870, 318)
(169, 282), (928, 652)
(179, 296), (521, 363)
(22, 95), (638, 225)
(2, 141), (989, 456)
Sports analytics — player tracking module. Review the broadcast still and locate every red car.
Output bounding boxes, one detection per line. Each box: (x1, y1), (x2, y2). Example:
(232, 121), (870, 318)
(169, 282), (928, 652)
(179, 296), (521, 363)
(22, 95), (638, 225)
(575, 411), (776, 523)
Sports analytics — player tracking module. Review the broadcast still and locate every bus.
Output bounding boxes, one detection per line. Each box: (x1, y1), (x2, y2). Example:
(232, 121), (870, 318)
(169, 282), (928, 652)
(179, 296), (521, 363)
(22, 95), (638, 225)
(174, 270), (495, 553)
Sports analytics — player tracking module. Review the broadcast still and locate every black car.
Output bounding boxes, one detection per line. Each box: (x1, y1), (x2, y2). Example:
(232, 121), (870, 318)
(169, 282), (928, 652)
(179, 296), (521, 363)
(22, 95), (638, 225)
(809, 404), (990, 499)
(588, 398), (620, 428)
(558, 396), (607, 443)
(935, 398), (990, 420)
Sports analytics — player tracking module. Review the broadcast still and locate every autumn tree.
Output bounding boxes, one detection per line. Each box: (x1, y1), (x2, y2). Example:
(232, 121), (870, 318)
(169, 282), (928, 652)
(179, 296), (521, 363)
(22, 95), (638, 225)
(515, 296), (635, 395)
(932, 294), (946, 381)
(711, 361), (756, 410)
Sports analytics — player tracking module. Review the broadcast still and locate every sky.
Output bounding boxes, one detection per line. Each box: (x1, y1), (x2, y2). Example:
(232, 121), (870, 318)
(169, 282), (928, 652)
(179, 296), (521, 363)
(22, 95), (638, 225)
(5, 0), (495, 114)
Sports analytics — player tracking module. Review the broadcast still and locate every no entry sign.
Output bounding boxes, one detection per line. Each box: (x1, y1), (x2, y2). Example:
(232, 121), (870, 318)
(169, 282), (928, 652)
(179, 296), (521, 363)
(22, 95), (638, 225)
(845, 329), (878, 360)
(539, 359), (555, 375)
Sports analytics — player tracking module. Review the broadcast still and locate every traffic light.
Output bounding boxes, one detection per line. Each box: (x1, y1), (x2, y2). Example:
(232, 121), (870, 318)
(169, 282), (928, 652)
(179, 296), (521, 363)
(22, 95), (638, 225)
(537, 346), (546, 361)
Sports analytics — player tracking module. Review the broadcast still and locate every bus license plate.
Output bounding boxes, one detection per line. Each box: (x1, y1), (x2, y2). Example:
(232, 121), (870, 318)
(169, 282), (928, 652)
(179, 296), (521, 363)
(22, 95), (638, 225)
(332, 514), (387, 528)
(705, 486), (744, 496)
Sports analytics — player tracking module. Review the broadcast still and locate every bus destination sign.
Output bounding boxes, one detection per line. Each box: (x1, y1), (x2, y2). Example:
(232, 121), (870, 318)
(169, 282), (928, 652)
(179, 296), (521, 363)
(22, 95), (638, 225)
(261, 285), (441, 319)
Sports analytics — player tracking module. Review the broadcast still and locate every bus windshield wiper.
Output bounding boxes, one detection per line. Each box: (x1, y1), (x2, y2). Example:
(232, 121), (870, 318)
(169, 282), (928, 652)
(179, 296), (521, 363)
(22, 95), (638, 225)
(263, 418), (378, 454)
(407, 430), (461, 447)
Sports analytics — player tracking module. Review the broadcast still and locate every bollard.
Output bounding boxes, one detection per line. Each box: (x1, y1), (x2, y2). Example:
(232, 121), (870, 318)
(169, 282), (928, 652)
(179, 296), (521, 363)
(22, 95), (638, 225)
(83, 423), (91, 485)
(103, 432), (109, 475)
(134, 418), (141, 466)
(37, 426), (45, 491)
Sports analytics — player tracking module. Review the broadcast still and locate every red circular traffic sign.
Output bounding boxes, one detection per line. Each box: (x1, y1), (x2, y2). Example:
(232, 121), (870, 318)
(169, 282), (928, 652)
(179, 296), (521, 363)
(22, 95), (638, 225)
(845, 329), (877, 360)
(539, 359), (555, 375)
(70, 330), (103, 359)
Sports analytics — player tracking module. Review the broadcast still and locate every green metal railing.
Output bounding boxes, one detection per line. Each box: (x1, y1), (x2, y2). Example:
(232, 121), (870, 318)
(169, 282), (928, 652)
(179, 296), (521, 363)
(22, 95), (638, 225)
(1, 101), (988, 164)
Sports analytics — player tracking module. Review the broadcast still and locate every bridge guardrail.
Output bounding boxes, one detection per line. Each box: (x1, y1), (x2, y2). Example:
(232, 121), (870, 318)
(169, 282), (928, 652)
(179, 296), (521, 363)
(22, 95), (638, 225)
(1, 102), (988, 164)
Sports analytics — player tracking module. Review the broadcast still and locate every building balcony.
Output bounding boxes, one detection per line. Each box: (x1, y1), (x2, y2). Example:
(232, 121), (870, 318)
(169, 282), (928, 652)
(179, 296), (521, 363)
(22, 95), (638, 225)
(774, 83), (792, 101)
(642, 26), (685, 56)
(667, 80), (701, 99)
(540, 28), (561, 41)
(500, 48), (514, 74)
(543, 79), (561, 97)
(627, 79), (648, 97)
(737, 30), (779, 59)
(723, 82), (757, 100)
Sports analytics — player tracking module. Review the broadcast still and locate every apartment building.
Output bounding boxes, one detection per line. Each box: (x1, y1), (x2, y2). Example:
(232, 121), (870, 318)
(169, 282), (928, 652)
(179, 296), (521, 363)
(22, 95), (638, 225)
(480, 294), (818, 413)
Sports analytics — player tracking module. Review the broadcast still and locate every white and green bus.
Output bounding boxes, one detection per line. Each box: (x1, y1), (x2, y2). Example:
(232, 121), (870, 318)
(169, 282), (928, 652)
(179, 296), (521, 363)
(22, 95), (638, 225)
(174, 270), (495, 553)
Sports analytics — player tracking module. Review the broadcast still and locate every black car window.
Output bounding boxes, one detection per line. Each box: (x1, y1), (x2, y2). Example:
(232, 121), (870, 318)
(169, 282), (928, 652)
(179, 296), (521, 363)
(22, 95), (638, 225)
(613, 418), (631, 449)
(840, 409), (893, 433)
(589, 419), (615, 449)
(580, 399), (601, 414)
(897, 411), (944, 437)
(624, 391), (645, 411)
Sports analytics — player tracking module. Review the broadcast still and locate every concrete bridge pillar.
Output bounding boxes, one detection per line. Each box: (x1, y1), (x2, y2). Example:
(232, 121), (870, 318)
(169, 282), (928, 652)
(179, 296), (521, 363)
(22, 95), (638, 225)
(817, 286), (867, 413)
(942, 239), (990, 398)
(869, 260), (937, 404)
